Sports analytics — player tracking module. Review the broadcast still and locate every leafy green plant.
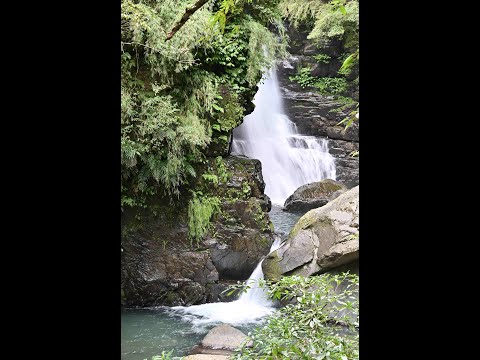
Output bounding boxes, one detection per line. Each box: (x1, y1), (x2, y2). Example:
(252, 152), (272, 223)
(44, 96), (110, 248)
(215, 156), (231, 184)
(242, 181), (251, 197)
(289, 67), (316, 88)
(313, 53), (331, 64)
(187, 191), (221, 245)
(314, 77), (348, 95)
(202, 173), (219, 185)
(232, 272), (359, 359)
(335, 96), (356, 106)
(151, 350), (174, 360)
(290, 67), (348, 96)
(201, 156), (231, 186)
(336, 106), (358, 130)
(338, 50), (358, 76)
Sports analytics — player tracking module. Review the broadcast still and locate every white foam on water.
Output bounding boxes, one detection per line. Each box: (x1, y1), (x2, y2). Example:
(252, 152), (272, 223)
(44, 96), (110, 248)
(168, 237), (283, 331)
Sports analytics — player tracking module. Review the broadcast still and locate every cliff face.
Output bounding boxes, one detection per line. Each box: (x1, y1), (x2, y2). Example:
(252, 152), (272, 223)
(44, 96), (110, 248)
(121, 156), (274, 307)
(277, 25), (359, 189)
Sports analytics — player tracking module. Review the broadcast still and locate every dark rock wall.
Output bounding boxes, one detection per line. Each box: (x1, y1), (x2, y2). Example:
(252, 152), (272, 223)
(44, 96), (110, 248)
(121, 156), (274, 307)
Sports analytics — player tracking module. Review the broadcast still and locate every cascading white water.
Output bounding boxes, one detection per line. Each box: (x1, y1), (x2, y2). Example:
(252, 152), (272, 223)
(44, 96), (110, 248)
(169, 237), (283, 330)
(238, 236), (282, 306)
(231, 66), (336, 205)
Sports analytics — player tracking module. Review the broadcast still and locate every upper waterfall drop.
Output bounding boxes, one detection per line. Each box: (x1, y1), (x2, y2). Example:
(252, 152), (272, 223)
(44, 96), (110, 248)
(231, 66), (336, 205)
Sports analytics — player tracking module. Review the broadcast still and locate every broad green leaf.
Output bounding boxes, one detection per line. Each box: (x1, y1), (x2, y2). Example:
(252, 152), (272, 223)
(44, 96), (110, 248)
(212, 103), (224, 113)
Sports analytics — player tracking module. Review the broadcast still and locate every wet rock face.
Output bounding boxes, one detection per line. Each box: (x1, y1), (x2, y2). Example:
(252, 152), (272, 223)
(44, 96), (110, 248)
(284, 178), (347, 212)
(121, 156), (274, 307)
(263, 186), (359, 280)
(121, 224), (218, 307)
(205, 156), (274, 280)
(277, 23), (359, 189)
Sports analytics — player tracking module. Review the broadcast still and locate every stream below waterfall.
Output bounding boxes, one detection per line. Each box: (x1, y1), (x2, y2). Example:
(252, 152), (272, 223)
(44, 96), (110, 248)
(121, 207), (304, 360)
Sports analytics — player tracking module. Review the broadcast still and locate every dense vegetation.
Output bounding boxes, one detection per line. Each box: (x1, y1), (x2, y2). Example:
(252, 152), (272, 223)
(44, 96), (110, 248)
(121, 0), (287, 210)
(280, 0), (358, 67)
(282, 0), (359, 128)
(234, 273), (359, 359)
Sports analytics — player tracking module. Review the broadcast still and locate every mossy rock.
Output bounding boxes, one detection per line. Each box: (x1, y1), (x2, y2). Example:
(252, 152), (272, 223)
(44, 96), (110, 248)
(262, 251), (283, 281)
(284, 179), (347, 212)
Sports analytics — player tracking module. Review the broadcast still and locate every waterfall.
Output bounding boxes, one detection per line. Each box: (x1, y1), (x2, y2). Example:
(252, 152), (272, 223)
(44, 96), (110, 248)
(169, 237), (283, 329)
(238, 236), (282, 306)
(231, 66), (336, 205)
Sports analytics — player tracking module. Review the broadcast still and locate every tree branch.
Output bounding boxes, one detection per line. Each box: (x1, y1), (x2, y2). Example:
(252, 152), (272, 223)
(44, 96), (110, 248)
(165, 0), (210, 42)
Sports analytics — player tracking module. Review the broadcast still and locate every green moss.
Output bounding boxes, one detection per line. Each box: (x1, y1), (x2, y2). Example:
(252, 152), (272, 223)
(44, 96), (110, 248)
(313, 54), (331, 64)
(224, 184), (248, 202)
(262, 251), (282, 281)
(251, 201), (271, 232)
(319, 180), (345, 192)
(300, 180), (345, 199)
(121, 198), (189, 241)
(289, 210), (319, 239)
(166, 291), (179, 304)
(242, 181), (251, 198)
(258, 234), (271, 249)
(121, 223), (140, 238)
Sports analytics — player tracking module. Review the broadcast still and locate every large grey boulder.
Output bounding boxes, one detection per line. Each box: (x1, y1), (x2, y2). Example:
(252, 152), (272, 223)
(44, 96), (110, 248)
(263, 186), (359, 280)
(283, 179), (347, 212)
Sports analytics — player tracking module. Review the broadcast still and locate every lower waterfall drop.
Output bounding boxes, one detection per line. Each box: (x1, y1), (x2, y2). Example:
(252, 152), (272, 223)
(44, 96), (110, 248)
(169, 237), (283, 330)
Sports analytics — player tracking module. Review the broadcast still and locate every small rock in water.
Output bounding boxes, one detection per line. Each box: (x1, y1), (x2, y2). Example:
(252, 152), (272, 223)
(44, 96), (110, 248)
(188, 324), (253, 358)
(201, 323), (253, 350)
